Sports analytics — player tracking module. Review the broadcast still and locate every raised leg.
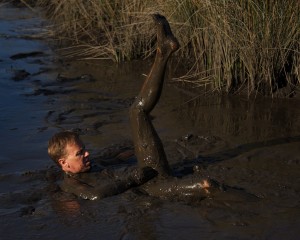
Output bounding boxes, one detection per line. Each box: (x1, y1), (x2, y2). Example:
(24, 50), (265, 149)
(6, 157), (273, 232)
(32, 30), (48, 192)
(130, 14), (179, 178)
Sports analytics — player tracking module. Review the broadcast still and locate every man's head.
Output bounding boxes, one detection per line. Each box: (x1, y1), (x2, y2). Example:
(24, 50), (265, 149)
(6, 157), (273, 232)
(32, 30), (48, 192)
(48, 131), (91, 174)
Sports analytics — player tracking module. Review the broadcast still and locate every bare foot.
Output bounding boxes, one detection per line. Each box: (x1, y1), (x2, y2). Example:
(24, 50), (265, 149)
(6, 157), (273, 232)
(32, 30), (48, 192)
(152, 13), (180, 56)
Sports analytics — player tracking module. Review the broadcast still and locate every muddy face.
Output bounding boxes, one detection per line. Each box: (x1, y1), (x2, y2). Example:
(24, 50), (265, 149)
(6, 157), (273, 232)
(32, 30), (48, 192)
(60, 141), (91, 174)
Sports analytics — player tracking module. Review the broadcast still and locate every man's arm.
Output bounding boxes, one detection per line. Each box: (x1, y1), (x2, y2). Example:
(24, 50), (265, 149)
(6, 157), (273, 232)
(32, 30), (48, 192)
(60, 174), (136, 200)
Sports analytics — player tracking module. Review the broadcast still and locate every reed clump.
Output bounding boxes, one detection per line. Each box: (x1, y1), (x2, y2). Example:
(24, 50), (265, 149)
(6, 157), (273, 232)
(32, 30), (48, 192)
(27, 0), (300, 96)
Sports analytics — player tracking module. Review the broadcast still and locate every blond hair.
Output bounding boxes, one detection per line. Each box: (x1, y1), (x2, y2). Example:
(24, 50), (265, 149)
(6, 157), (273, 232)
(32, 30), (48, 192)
(48, 131), (81, 166)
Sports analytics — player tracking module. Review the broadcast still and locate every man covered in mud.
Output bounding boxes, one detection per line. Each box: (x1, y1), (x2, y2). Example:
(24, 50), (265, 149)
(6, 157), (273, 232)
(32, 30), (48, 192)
(48, 14), (213, 201)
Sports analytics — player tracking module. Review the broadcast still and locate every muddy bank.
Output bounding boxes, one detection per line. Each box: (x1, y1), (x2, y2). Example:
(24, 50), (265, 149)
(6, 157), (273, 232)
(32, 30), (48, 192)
(0, 3), (300, 240)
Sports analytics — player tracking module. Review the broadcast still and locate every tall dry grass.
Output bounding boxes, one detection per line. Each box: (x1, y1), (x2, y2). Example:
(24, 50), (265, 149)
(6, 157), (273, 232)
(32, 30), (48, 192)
(30, 0), (157, 61)
(27, 0), (300, 96)
(166, 0), (300, 96)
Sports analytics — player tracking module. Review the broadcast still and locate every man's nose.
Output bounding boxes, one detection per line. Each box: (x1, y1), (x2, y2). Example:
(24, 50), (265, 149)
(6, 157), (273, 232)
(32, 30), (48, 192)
(84, 150), (89, 157)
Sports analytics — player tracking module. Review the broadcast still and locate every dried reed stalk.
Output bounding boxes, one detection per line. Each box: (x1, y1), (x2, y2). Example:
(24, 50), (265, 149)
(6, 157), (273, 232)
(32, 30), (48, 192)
(25, 0), (300, 96)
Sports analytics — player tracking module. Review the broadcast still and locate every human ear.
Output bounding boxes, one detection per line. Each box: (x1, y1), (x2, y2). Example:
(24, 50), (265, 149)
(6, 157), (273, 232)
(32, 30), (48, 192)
(59, 158), (68, 171)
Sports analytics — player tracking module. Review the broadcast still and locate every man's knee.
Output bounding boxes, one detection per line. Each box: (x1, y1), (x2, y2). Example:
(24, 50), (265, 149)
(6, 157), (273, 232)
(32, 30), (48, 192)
(129, 104), (144, 120)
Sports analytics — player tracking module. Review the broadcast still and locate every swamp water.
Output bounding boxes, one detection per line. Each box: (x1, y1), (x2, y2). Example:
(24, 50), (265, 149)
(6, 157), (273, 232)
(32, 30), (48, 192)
(0, 3), (299, 240)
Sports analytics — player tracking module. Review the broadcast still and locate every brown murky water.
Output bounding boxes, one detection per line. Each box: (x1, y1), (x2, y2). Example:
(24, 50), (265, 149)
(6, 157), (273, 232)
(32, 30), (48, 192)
(0, 3), (300, 240)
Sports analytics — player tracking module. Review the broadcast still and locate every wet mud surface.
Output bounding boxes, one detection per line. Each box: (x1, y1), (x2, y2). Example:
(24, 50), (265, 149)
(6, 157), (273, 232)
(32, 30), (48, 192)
(0, 3), (300, 240)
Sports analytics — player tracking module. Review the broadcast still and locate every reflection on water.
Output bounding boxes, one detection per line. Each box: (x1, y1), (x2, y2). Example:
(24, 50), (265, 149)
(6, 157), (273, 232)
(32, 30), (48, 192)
(175, 95), (300, 144)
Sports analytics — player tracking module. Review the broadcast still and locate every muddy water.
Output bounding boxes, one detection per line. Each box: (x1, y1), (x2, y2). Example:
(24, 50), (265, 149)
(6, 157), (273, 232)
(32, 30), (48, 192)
(0, 3), (300, 240)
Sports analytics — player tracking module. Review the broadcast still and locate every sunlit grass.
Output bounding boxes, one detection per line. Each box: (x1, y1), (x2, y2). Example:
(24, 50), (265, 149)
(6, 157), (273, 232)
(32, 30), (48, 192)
(27, 0), (300, 96)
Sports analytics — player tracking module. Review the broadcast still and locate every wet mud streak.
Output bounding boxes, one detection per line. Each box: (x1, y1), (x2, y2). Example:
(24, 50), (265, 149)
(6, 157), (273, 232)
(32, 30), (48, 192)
(10, 51), (45, 60)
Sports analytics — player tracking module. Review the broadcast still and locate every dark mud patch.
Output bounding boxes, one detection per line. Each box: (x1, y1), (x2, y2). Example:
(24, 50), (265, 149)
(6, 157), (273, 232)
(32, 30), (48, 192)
(10, 51), (46, 60)
(11, 68), (30, 81)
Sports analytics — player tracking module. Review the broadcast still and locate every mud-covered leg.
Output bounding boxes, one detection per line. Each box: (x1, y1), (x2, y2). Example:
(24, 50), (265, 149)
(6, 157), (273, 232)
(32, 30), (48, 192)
(130, 14), (179, 177)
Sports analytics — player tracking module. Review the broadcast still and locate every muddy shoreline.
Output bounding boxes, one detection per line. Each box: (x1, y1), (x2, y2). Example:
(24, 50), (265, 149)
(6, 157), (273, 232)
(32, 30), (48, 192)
(0, 3), (300, 240)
